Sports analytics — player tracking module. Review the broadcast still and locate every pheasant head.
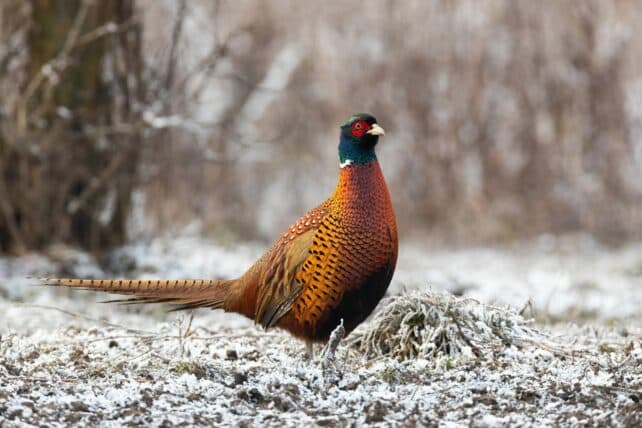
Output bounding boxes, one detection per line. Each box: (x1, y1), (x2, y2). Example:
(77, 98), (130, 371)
(338, 113), (385, 168)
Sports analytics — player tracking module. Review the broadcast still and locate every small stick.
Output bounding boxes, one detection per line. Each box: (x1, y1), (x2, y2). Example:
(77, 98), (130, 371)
(320, 319), (345, 368)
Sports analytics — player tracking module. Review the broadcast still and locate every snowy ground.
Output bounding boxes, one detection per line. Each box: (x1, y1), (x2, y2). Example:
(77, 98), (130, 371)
(0, 230), (641, 426)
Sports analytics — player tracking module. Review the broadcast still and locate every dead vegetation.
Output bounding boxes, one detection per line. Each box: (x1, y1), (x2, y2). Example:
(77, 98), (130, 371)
(0, 0), (143, 253)
(1, 289), (640, 426)
(346, 291), (552, 361)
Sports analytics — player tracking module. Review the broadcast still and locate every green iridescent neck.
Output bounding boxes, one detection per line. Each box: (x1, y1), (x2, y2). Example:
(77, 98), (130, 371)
(338, 134), (377, 167)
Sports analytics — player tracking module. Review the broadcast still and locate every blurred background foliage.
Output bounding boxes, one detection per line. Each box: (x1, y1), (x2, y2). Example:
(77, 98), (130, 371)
(1, 0), (641, 254)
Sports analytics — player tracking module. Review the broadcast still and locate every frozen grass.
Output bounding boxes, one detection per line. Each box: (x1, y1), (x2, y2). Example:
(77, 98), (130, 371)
(0, 294), (640, 426)
(1, 233), (641, 426)
(346, 291), (551, 361)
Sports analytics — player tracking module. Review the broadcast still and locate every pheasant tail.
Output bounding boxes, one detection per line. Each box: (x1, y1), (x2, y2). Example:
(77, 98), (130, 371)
(38, 277), (235, 310)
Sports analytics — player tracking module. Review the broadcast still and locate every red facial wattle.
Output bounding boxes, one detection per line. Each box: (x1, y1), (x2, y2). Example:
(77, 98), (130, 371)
(350, 120), (370, 138)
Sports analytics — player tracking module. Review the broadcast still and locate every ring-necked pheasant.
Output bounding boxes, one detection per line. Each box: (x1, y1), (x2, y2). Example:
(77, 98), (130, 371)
(40, 113), (398, 346)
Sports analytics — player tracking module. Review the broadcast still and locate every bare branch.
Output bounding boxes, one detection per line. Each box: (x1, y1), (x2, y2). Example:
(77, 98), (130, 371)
(164, 0), (187, 93)
(67, 151), (129, 215)
(0, 164), (26, 253)
(74, 16), (138, 48)
(14, 3), (137, 136)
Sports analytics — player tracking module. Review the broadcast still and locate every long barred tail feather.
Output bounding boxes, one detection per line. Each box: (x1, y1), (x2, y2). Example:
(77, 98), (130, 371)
(38, 278), (234, 310)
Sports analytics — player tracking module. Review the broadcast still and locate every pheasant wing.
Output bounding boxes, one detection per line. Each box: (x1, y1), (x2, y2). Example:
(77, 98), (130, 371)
(255, 207), (328, 328)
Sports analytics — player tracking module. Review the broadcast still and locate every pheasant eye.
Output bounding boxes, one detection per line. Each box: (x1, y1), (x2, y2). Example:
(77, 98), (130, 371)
(350, 120), (369, 137)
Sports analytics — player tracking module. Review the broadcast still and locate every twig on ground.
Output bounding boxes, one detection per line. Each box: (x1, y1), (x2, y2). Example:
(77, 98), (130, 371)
(320, 319), (345, 367)
(318, 319), (346, 385)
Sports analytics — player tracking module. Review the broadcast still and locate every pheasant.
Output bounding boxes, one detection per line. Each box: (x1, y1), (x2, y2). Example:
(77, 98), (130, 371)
(41, 113), (398, 346)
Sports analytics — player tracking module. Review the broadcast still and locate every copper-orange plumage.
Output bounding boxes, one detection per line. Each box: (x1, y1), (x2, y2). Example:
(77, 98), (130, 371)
(41, 113), (398, 343)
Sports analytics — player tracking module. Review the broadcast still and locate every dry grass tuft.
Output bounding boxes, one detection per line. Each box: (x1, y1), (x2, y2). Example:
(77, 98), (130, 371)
(347, 291), (552, 361)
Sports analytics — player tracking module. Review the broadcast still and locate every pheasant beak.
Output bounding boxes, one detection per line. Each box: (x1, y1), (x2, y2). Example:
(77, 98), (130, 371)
(366, 123), (385, 136)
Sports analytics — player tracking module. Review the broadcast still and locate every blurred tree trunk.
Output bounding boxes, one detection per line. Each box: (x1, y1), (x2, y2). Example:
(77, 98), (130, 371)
(0, 0), (142, 254)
